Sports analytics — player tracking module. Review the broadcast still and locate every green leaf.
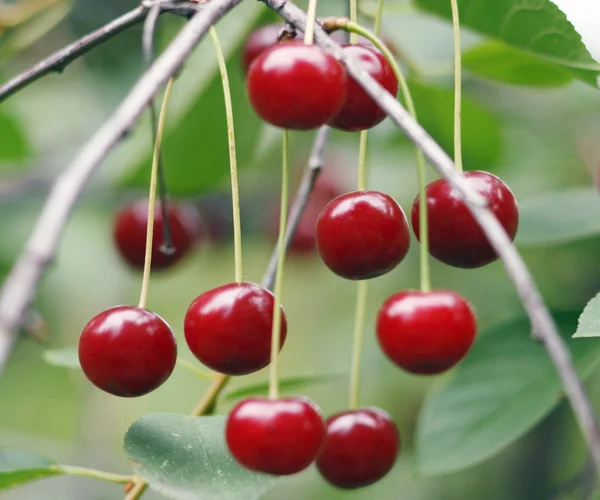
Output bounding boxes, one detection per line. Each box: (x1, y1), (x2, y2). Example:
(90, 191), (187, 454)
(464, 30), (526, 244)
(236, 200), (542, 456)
(408, 79), (501, 168)
(463, 41), (573, 87)
(574, 293), (600, 338)
(416, 312), (600, 476)
(0, 448), (62, 491)
(124, 414), (277, 500)
(223, 372), (344, 401)
(117, 3), (268, 195)
(516, 187), (600, 247)
(43, 347), (80, 369)
(413, 0), (600, 86)
(0, 109), (31, 162)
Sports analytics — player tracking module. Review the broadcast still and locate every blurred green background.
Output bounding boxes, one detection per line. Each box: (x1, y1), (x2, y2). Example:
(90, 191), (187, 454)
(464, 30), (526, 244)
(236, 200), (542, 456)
(2, 0), (600, 499)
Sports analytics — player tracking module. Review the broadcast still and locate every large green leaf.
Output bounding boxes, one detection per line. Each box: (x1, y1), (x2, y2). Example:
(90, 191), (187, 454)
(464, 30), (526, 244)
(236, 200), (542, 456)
(516, 188), (600, 247)
(0, 449), (61, 491)
(124, 414), (277, 500)
(416, 312), (600, 476)
(413, 0), (600, 86)
(408, 79), (501, 168)
(574, 293), (600, 338)
(463, 41), (573, 87)
(118, 3), (269, 195)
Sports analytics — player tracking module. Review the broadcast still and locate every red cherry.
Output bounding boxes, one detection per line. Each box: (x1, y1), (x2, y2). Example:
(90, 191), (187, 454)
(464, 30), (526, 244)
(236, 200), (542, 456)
(316, 407), (400, 489)
(316, 190), (410, 280)
(411, 171), (519, 268)
(78, 306), (177, 397)
(226, 396), (325, 475)
(184, 282), (287, 375)
(114, 199), (202, 271)
(328, 44), (398, 131)
(376, 290), (477, 375)
(242, 24), (284, 74)
(247, 41), (347, 130)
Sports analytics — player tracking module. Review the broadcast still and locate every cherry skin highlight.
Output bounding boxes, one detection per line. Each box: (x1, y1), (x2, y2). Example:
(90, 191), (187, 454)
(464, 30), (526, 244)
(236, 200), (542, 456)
(376, 290), (477, 375)
(411, 171), (519, 268)
(226, 396), (325, 475)
(242, 24), (283, 74)
(184, 282), (287, 375)
(316, 190), (410, 280)
(114, 199), (202, 271)
(246, 41), (347, 130)
(317, 407), (400, 489)
(78, 306), (177, 397)
(329, 44), (398, 131)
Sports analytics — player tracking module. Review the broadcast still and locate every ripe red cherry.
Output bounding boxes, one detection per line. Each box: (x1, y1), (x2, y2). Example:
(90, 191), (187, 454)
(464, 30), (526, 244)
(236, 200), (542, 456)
(329, 44), (398, 131)
(114, 199), (202, 271)
(316, 190), (410, 280)
(226, 396), (325, 475)
(411, 171), (518, 268)
(376, 290), (477, 375)
(317, 407), (399, 489)
(78, 306), (177, 397)
(184, 282), (287, 375)
(247, 41), (347, 130)
(242, 24), (283, 74)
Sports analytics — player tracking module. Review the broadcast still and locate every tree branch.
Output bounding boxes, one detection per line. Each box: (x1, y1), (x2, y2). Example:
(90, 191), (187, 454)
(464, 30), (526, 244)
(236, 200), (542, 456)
(261, 0), (600, 474)
(0, 0), (198, 102)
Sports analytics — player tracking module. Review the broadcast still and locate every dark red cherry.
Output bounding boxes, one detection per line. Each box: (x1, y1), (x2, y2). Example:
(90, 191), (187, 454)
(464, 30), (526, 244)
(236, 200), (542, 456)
(376, 290), (477, 375)
(317, 407), (399, 489)
(247, 41), (347, 130)
(329, 44), (398, 131)
(114, 199), (202, 270)
(226, 396), (325, 475)
(184, 282), (287, 375)
(316, 190), (410, 280)
(78, 306), (177, 397)
(242, 24), (284, 74)
(411, 171), (519, 268)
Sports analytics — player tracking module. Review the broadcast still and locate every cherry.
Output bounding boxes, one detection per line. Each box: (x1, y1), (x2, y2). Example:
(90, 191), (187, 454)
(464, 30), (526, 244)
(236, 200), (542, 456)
(246, 41), (347, 130)
(184, 282), (287, 375)
(328, 44), (398, 131)
(316, 190), (410, 280)
(316, 407), (399, 489)
(411, 171), (519, 268)
(226, 396), (325, 475)
(78, 306), (177, 397)
(376, 290), (477, 375)
(242, 24), (284, 74)
(114, 199), (202, 271)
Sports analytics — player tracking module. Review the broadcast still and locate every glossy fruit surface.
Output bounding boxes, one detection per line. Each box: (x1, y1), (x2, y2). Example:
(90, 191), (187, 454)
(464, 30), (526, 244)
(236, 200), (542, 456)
(184, 282), (287, 375)
(329, 44), (398, 131)
(376, 290), (476, 375)
(316, 190), (410, 279)
(226, 396), (325, 475)
(114, 199), (201, 270)
(411, 171), (518, 268)
(242, 24), (283, 74)
(78, 306), (177, 397)
(317, 407), (399, 489)
(247, 41), (347, 130)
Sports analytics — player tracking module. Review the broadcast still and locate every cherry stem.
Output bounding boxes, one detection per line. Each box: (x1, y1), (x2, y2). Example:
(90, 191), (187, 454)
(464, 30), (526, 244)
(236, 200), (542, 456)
(373, 0), (384, 36)
(450, 0), (463, 173)
(60, 465), (133, 484)
(303, 0), (318, 44)
(209, 26), (243, 283)
(343, 21), (431, 292)
(268, 130), (290, 401)
(138, 78), (175, 310)
(349, 0), (358, 44)
(176, 359), (216, 380)
(349, 280), (368, 409)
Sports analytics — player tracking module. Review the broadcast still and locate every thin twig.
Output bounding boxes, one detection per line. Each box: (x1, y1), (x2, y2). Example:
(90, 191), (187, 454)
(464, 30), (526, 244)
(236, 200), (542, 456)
(262, 0), (600, 475)
(0, 1), (198, 102)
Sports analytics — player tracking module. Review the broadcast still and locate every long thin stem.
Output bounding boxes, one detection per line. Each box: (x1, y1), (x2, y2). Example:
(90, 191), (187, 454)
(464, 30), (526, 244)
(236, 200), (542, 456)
(450, 0), (463, 172)
(349, 280), (368, 409)
(303, 0), (318, 44)
(209, 26), (243, 283)
(357, 131), (368, 191)
(268, 130), (290, 400)
(349, 0), (358, 44)
(138, 78), (175, 309)
(373, 0), (384, 36)
(59, 465), (133, 484)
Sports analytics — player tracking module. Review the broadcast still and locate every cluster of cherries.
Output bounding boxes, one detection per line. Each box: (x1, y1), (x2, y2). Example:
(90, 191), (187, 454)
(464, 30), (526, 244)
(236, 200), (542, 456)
(76, 23), (519, 490)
